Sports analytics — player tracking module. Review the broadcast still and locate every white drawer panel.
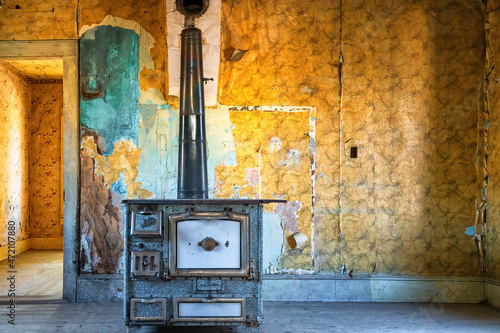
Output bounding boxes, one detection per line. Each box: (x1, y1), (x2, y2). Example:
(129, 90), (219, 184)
(178, 302), (242, 317)
(176, 219), (241, 269)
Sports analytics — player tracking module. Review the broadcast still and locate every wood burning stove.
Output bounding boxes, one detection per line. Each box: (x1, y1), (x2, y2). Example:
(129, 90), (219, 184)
(123, 199), (282, 332)
(122, 2), (284, 331)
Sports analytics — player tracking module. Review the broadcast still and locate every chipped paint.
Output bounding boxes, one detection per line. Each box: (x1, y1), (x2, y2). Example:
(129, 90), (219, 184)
(136, 104), (179, 198)
(214, 106), (316, 270)
(244, 167), (260, 187)
(263, 211), (285, 274)
(79, 15), (155, 75)
(81, 136), (152, 199)
(80, 149), (124, 273)
(274, 201), (302, 234)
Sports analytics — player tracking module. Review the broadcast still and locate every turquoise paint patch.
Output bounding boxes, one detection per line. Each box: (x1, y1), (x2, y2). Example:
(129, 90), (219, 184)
(110, 172), (127, 195)
(80, 26), (140, 155)
(465, 225), (476, 236)
(228, 151), (237, 166)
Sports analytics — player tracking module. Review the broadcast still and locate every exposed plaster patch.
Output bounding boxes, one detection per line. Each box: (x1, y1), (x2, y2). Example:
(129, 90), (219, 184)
(167, 0), (221, 106)
(244, 167), (260, 187)
(278, 149), (300, 167)
(465, 225), (476, 236)
(274, 201), (303, 234)
(270, 137), (281, 152)
(139, 87), (168, 105)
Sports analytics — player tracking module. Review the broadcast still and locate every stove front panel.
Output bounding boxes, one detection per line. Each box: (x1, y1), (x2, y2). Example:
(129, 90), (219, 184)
(123, 201), (264, 331)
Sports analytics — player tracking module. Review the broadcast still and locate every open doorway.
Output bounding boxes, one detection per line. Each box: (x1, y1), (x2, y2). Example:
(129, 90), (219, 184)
(0, 41), (78, 302)
(0, 58), (63, 300)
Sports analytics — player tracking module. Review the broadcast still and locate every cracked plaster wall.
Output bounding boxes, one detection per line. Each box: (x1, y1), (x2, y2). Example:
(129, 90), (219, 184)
(2, 0), (494, 278)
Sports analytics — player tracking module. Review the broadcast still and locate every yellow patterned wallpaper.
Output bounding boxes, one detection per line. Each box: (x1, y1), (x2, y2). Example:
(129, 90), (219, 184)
(219, 0), (484, 276)
(339, 0), (484, 276)
(485, 0), (500, 281)
(0, 0), (77, 39)
(29, 83), (63, 239)
(219, 0), (342, 273)
(0, 61), (30, 246)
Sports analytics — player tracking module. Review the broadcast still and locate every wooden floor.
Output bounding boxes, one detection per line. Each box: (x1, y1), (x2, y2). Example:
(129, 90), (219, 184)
(0, 301), (499, 332)
(0, 250), (63, 301)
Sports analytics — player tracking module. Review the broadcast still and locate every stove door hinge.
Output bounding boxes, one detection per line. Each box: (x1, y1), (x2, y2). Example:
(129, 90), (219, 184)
(248, 259), (255, 280)
(163, 258), (170, 279)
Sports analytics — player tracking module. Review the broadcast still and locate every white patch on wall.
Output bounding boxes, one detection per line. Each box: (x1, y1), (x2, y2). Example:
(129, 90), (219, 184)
(166, 0), (221, 106)
(206, 106), (237, 194)
(263, 211), (285, 274)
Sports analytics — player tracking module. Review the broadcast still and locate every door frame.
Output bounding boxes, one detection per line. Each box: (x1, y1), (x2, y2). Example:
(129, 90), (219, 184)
(0, 40), (79, 302)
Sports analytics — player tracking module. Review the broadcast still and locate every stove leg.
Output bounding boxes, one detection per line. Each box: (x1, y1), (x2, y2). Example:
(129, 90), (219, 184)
(127, 325), (141, 333)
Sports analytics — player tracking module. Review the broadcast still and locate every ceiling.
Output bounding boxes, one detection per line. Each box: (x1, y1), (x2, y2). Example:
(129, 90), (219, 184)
(4, 58), (63, 79)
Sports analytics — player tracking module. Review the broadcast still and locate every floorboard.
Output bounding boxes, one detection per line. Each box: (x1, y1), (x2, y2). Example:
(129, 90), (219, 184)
(0, 301), (498, 332)
(0, 249), (62, 300)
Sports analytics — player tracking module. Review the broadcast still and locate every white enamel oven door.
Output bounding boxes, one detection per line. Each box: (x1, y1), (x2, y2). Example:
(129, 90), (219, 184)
(168, 211), (249, 276)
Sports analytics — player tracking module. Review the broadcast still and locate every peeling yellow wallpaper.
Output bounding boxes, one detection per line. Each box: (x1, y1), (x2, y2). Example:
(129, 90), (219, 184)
(219, 0), (342, 273)
(214, 107), (315, 270)
(485, 0), (500, 281)
(220, 0), (483, 276)
(0, 61), (30, 246)
(29, 82), (63, 239)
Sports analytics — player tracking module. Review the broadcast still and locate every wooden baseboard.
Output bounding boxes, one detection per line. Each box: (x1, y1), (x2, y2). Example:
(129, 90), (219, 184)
(30, 237), (63, 249)
(0, 238), (31, 261)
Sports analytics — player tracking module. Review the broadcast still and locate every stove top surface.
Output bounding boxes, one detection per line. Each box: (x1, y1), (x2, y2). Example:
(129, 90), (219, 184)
(122, 198), (286, 205)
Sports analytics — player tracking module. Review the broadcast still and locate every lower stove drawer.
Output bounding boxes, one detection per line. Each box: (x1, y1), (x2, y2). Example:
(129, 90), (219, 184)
(173, 297), (246, 322)
(130, 298), (167, 322)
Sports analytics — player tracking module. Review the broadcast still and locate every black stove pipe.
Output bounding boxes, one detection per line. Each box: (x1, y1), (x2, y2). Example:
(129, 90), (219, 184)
(177, 27), (209, 199)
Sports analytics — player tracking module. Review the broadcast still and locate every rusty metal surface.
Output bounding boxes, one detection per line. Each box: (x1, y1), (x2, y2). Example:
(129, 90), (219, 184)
(123, 202), (265, 332)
